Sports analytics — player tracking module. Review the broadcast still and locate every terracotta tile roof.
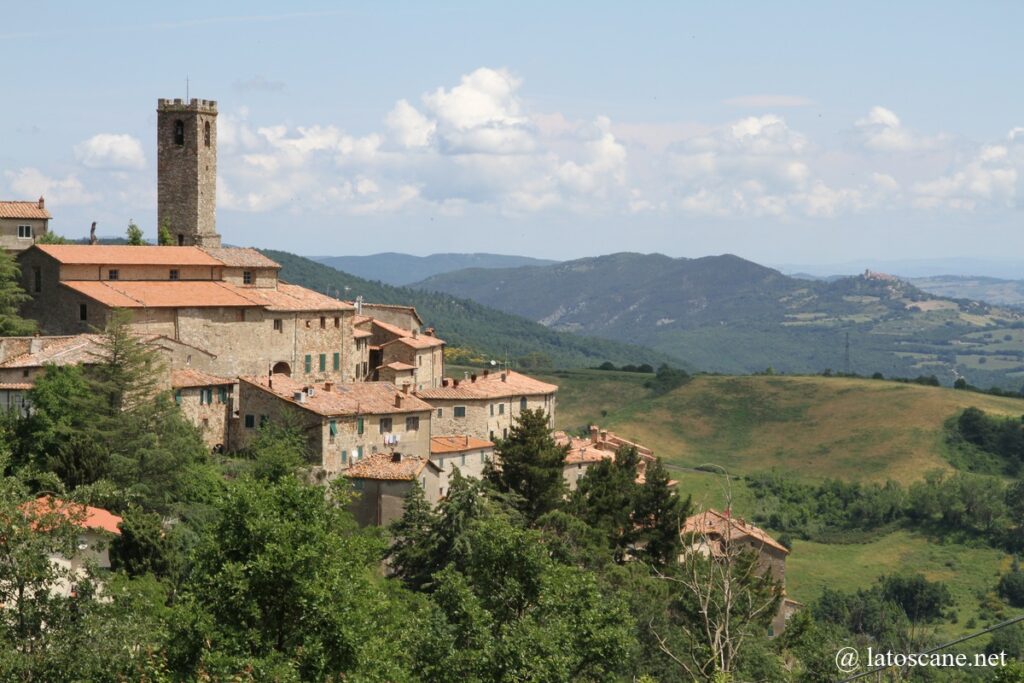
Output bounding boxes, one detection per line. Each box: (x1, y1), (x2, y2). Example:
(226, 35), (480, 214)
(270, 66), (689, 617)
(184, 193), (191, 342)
(22, 496), (122, 535)
(384, 334), (445, 350)
(62, 280), (257, 308)
(431, 435), (494, 454)
(240, 374), (433, 416)
(0, 200), (51, 220)
(343, 452), (429, 481)
(345, 302), (423, 325)
(415, 370), (558, 401)
(352, 315), (373, 326)
(240, 283), (353, 312)
(171, 369), (235, 388)
(353, 329), (373, 339)
(682, 509), (788, 555)
(0, 334), (106, 368)
(34, 244), (222, 266)
(371, 319), (413, 338)
(0, 383), (33, 390)
(380, 361), (417, 371)
(201, 247), (280, 268)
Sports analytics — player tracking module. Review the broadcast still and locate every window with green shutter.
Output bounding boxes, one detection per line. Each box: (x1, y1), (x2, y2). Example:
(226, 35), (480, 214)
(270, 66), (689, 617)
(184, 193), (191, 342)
(174, 390), (182, 406)
(357, 446), (363, 460)
(333, 352), (340, 371)
(357, 417), (364, 434)
(341, 450), (348, 465)
(319, 353), (326, 372)
(218, 386), (228, 403)
(304, 354), (312, 373)
(329, 419), (337, 442)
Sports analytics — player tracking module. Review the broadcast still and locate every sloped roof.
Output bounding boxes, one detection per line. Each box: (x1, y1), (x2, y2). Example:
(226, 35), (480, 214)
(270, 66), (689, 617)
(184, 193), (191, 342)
(61, 280), (257, 308)
(371, 319), (413, 338)
(415, 370), (558, 401)
(379, 361), (417, 372)
(240, 374), (433, 416)
(239, 282), (353, 312)
(384, 334), (445, 350)
(22, 496), (122, 535)
(431, 435), (494, 454)
(0, 201), (51, 220)
(0, 334), (105, 368)
(682, 509), (789, 555)
(171, 369), (235, 388)
(201, 247), (280, 268)
(34, 244), (222, 266)
(353, 329), (373, 339)
(343, 452), (429, 481)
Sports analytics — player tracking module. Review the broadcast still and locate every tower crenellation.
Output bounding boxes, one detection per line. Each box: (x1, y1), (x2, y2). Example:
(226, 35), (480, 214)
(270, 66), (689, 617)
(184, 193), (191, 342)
(157, 97), (221, 247)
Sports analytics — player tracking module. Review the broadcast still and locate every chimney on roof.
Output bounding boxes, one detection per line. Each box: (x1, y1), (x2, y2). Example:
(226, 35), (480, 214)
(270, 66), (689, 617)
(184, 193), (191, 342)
(402, 383), (410, 394)
(412, 328), (419, 338)
(589, 425), (599, 443)
(37, 196), (44, 210)
(324, 381), (333, 392)
(442, 378), (449, 387)
(425, 327), (435, 336)
(29, 337), (42, 355)
(600, 429), (608, 441)
(501, 372), (507, 382)
(483, 369), (489, 377)
(395, 394), (403, 408)
(453, 378), (460, 388)
(470, 373), (477, 382)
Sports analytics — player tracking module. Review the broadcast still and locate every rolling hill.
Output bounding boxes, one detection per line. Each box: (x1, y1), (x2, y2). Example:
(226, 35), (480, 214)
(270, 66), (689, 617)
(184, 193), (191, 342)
(910, 275), (1024, 307)
(311, 252), (558, 286)
(264, 250), (675, 369)
(413, 252), (1024, 387)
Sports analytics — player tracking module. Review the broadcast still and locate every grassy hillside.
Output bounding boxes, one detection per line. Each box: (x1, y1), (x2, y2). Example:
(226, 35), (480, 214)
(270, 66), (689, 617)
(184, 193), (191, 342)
(415, 252), (1024, 387)
(539, 370), (1024, 483)
(541, 369), (1024, 637)
(265, 250), (676, 369)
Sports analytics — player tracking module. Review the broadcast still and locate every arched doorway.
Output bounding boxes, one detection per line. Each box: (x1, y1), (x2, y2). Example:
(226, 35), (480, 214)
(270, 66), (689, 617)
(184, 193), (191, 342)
(272, 361), (291, 377)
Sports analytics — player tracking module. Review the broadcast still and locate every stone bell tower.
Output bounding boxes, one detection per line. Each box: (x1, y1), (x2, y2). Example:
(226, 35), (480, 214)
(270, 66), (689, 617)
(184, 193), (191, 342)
(156, 98), (222, 247)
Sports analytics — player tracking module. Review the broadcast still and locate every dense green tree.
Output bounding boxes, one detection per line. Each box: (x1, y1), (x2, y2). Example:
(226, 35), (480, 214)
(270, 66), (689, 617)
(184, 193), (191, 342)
(0, 248), (36, 336)
(34, 231), (68, 245)
(168, 475), (413, 680)
(388, 481), (441, 590)
(126, 220), (145, 245)
(158, 218), (174, 246)
(569, 445), (640, 558)
(633, 457), (689, 566)
(488, 408), (567, 521)
(245, 419), (308, 482)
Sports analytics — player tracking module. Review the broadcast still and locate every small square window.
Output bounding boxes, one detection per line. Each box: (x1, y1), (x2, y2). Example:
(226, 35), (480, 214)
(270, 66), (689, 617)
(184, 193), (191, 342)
(320, 316), (326, 329)
(108, 269), (119, 281)
(243, 271), (253, 285)
(169, 269), (179, 281)
(406, 416), (419, 431)
(273, 318), (283, 332)
(437, 408), (443, 418)
(379, 417), (393, 433)
(454, 406), (466, 418)
(244, 414), (255, 429)
(17, 225), (32, 239)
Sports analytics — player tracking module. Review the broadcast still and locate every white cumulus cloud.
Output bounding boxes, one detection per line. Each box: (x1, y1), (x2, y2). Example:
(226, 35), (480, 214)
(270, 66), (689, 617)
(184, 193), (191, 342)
(74, 133), (145, 170)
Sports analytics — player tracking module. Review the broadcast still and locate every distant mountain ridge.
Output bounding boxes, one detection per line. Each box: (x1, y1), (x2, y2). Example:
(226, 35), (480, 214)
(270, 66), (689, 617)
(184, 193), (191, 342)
(264, 250), (676, 370)
(410, 252), (1024, 387)
(310, 252), (558, 286)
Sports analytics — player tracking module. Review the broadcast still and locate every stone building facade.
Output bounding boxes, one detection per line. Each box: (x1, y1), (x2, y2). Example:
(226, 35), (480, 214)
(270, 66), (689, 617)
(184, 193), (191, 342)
(0, 198), (50, 253)
(429, 435), (494, 499)
(343, 453), (441, 527)
(172, 369), (234, 450)
(235, 374), (433, 476)
(157, 98), (220, 247)
(416, 370), (558, 442)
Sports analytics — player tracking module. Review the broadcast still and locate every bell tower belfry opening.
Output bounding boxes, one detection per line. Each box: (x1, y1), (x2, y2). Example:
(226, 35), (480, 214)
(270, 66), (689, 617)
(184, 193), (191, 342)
(156, 98), (222, 248)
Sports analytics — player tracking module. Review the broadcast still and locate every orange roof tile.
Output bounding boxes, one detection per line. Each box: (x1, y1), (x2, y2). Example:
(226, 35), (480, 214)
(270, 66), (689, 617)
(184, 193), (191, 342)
(0, 383), (33, 390)
(384, 335), (445, 350)
(380, 361), (417, 372)
(0, 334), (106, 368)
(62, 280), (257, 308)
(0, 200), (51, 220)
(353, 329), (373, 339)
(171, 369), (235, 388)
(415, 370), (558, 401)
(240, 374), (433, 416)
(431, 435), (494, 454)
(201, 247), (280, 268)
(241, 282), (353, 312)
(343, 452), (430, 481)
(682, 509), (789, 555)
(34, 244), (222, 266)
(22, 496), (122, 535)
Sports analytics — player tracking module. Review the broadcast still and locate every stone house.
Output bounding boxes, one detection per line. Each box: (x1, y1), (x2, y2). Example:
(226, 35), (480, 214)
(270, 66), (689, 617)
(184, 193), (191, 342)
(22, 496), (122, 597)
(17, 244), (360, 382)
(555, 425), (662, 490)
(682, 509), (801, 637)
(343, 452), (441, 527)
(235, 374), (433, 476)
(429, 435), (494, 498)
(415, 369), (558, 442)
(172, 369), (235, 450)
(0, 198), (50, 253)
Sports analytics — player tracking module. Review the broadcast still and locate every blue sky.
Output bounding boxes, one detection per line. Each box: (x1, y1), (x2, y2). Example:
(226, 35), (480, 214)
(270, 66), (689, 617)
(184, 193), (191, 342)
(2, 2), (1023, 265)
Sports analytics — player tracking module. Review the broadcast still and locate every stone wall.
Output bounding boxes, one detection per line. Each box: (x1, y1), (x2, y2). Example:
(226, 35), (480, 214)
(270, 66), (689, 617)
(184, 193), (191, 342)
(422, 393), (556, 442)
(0, 218), (47, 252)
(432, 445), (492, 498)
(59, 264), (219, 281)
(381, 343), (444, 390)
(220, 267), (278, 288)
(175, 385), (231, 449)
